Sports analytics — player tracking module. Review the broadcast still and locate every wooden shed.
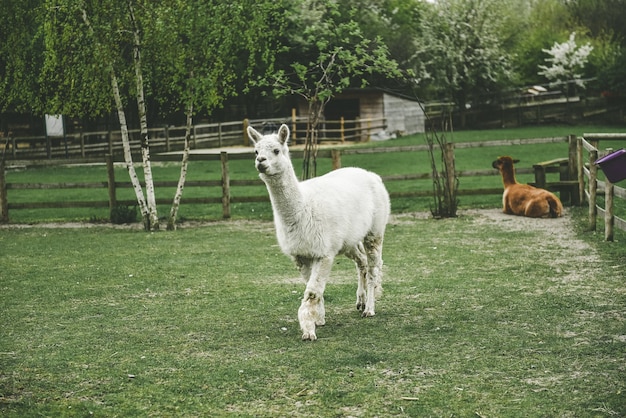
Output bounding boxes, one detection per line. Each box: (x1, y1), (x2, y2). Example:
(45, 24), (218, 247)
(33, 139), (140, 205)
(296, 88), (425, 140)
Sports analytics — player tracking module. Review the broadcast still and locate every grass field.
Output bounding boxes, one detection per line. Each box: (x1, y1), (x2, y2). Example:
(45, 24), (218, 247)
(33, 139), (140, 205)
(3, 124), (625, 223)
(0, 207), (624, 416)
(1, 125), (625, 416)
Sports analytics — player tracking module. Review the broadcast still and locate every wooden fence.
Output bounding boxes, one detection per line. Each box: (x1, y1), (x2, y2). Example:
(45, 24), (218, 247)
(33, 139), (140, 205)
(579, 133), (626, 241)
(1, 136), (587, 224)
(0, 116), (387, 160)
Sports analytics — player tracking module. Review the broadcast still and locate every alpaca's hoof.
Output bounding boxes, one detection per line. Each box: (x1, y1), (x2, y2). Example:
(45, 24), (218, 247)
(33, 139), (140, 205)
(302, 332), (317, 341)
(361, 310), (375, 318)
(356, 302), (365, 311)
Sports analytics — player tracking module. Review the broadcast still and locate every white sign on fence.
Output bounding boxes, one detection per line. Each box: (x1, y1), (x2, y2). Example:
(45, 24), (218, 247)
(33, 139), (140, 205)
(45, 114), (64, 137)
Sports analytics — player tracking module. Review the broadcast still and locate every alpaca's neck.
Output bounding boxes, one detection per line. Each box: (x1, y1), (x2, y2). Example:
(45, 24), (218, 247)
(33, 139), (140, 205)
(501, 168), (518, 187)
(262, 164), (304, 222)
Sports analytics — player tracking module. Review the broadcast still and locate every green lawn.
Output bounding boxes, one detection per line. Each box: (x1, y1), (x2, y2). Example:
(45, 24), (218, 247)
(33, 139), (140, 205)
(1, 125), (625, 416)
(0, 207), (624, 416)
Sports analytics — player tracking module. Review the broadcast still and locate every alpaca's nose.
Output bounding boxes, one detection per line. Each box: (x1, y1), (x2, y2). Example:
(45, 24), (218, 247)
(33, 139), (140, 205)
(256, 155), (267, 163)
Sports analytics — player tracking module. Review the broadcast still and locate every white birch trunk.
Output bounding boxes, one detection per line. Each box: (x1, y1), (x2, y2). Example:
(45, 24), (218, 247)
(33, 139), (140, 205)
(129, 2), (159, 231)
(167, 101), (193, 231)
(111, 71), (149, 227)
(81, 8), (149, 227)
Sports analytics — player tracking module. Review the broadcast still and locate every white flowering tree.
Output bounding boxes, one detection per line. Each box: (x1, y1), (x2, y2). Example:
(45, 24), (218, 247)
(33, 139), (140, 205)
(538, 32), (593, 95)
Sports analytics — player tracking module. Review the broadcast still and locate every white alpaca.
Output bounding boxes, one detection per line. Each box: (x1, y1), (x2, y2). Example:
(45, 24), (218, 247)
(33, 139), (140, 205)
(248, 124), (390, 341)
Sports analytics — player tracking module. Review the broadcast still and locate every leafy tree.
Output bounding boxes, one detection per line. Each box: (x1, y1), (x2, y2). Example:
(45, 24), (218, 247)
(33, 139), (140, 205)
(566, 0), (626, 42)
(336, 0), (425, 71)
(0, 0), (46, 115)
(35, 0), (280, 230)
(509, 0), (572, 86)
(266, 0), (402, 179)
(412, 0), (515, 127)
(566, 0), (626, 97)
(139, 0), (281, 229)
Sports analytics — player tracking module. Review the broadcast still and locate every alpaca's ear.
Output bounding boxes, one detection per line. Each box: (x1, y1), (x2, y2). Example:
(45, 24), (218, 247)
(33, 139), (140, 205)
(278, 124), (290, 145)
(247, 126), (262, 145)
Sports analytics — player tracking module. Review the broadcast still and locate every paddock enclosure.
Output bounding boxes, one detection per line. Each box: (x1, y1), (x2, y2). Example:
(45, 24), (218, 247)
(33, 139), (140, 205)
(1, 132), (625, 240)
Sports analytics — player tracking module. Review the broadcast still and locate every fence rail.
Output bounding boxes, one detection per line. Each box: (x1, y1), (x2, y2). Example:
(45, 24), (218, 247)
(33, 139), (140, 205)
(2, 137), (576, 224)
(0, 116), (387, 161)
(579, 133), (626, 241)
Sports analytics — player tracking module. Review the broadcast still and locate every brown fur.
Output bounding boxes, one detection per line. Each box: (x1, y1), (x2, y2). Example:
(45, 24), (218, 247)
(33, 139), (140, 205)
(492, 156), (563, 218)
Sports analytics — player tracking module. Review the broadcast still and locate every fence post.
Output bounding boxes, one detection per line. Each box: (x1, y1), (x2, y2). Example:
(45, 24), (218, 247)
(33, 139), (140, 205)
(218, 122), (223, 147)
(106, 155), (117, 220)
(577, 137), (585, 205)
(243, 118), (249, 147)
(444, 142), (457, 213)
(567, 134), (580, 205)
(80, 132), (86, 158)
(108, 129), (113, 156)
(291, 108), (297, 143)
(0, 159), (8, 222)
(605, 179), (614, 241)
(221, 152), (231, 219)
(165, 125), (170, 152)
(340, 117), (345, 143)
(588, 148), (598, 231)
(45, 133), (51, 159)
(331, 149), (342, 170)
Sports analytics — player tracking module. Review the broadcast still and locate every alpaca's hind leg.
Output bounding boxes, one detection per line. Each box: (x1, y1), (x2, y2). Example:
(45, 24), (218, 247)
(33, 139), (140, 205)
(362, 234), (384, 318)
(347, 243), (368, 312)
(524, 200), (550, 218)
(298, 256), (333, 341)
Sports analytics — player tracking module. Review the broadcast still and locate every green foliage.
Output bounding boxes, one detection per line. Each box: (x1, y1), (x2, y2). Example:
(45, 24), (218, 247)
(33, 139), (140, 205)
(2, 0), (626, 120)
(0, 0), (45, 113)
(509, 0), (572, 86)
(263, 0), (402, 178)
(269, 0), (402, 102)
(412, 0), (515, 121)
(338, 0), (426, 71)
(144, 0), (283, 118)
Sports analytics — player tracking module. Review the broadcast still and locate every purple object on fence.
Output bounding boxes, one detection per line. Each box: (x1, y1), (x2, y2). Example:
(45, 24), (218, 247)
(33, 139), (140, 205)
(595, 148), (626, 183)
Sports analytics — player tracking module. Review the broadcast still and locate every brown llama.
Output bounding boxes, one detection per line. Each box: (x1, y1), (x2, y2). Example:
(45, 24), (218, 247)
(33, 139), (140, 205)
(492, 156), (563, 218)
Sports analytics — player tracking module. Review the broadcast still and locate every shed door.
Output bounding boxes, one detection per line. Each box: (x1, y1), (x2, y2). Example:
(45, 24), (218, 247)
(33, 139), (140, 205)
(324, 99), (359, 140)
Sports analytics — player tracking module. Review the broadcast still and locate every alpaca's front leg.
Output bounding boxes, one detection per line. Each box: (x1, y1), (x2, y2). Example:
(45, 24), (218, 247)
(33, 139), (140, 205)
(296, 256), (324, 324)
(298, 257), (332, 341)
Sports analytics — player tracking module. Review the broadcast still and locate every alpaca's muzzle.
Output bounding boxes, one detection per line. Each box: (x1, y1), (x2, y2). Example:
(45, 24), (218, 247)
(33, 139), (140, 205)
(256, 156), (268, 173)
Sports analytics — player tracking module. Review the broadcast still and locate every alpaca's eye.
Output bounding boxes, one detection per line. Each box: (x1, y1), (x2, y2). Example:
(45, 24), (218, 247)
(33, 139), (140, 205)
(255, 150), (258, 156)
(273, 149), (280, 155)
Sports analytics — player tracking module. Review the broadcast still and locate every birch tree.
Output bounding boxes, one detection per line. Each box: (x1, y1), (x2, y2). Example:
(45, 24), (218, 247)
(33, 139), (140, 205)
(37, 0), (280, 230)
(127, 2), (158, 229)
(146, 0), (281, 229)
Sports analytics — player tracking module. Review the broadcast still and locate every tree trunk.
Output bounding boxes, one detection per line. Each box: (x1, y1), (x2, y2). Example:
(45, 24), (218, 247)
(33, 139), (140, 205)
(302, 99), (325, 180)
(111, 72), (149, 227)
(81, 7), (149, 227)
(129, 2), (159, 231)
(167, 100), (193, 231)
